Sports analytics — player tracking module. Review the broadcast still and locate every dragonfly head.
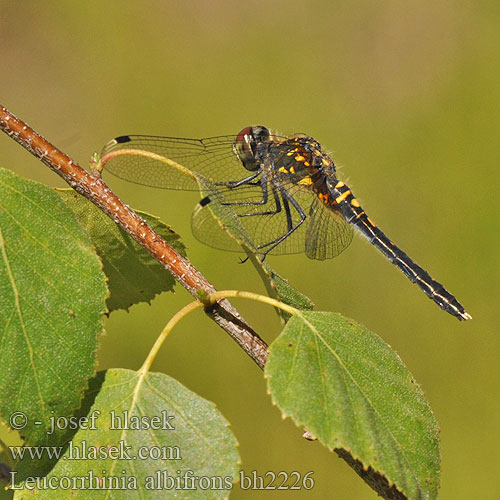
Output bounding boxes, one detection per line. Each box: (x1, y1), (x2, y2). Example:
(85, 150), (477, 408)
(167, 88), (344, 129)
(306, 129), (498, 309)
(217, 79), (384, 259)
(233, 126), (270, 171)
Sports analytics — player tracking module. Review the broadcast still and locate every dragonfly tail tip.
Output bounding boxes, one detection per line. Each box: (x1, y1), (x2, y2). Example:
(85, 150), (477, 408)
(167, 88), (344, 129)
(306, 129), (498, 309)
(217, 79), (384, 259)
(461, 311), (472, 321)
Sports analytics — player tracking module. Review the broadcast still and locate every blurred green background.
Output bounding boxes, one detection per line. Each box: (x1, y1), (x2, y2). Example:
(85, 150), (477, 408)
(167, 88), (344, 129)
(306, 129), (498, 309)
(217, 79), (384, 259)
(1, 1), (499, 498)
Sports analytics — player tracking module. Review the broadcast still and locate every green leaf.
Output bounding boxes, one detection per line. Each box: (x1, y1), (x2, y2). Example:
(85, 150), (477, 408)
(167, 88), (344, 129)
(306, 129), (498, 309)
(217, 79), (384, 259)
(0, 169), (107, 450)
(257, 260), (314, 322)
(265, 311), (440, 500)
(12, 368), (240, 499)
(57, 189), (186, 312)
(259, 264), (314, 311)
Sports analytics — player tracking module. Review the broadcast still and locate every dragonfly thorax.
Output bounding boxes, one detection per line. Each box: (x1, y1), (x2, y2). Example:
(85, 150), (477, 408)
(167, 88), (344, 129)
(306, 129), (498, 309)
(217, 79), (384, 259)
(265, 135), (336, 186)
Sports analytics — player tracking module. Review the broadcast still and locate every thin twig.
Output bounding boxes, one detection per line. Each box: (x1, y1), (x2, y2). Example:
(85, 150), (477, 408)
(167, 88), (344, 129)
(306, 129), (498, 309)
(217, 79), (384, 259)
(0, 105), (268, 369)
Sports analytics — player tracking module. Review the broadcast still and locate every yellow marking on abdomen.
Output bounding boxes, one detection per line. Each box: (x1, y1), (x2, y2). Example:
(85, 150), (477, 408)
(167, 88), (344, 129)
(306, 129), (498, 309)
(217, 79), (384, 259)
(335, 190), (351, 203)
(367, 217), (376, 227)
(355, 211), (365, 219)
(350, 198), (360, 207)
(335, 181), (345, 188)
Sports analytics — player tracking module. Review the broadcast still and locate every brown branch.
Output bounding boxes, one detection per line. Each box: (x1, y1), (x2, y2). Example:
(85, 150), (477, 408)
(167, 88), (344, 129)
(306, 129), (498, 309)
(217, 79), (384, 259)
(0, 105), (268, 369)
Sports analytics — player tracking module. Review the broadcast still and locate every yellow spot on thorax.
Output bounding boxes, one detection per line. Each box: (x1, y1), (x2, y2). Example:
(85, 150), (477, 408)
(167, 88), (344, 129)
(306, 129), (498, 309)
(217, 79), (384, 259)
(298, 177), (313, 186)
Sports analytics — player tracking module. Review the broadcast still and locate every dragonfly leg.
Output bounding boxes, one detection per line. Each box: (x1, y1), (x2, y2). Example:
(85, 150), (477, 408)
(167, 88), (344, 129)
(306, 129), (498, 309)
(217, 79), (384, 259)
(221, 174), (280, 212)
(237, 183), (283, 217)
(259, 187), (306, 259)
(215, 170), (262, 189)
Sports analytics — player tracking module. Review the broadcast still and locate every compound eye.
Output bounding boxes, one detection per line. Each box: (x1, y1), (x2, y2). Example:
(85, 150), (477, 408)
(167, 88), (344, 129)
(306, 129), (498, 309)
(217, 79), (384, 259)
(233, 126), (257, 171)
(233, 126), (269, 171)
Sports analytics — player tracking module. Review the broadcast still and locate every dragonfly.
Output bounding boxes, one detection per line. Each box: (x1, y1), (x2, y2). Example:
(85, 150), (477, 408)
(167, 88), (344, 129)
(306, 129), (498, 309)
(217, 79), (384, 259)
(100, 126), (471, 321)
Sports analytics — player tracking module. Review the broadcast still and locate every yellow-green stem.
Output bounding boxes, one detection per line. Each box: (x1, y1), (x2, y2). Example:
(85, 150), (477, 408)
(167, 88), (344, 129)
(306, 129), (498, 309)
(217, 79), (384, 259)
(140, 300), (204, 374)
(209, 290), (299, 316)
(140, 290), (297, 376)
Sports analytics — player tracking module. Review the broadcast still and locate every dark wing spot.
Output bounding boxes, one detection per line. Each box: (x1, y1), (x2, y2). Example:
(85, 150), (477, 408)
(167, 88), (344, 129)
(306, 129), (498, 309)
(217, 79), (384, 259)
(114, 135), (132, 144)
(199, 196), (211, 207)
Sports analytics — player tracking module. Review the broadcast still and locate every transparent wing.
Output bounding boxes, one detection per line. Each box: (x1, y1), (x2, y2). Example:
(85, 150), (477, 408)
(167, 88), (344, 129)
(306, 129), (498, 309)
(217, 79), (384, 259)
(101, 133), (354, 259)
(305, 196), (354, 260)
(100, 134), (251, 191)
(191, 177), (354, 259)
(190, 185), (259, 255)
